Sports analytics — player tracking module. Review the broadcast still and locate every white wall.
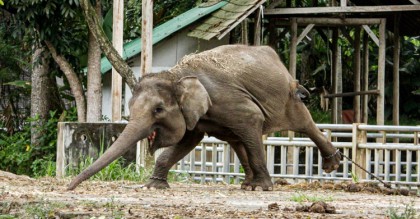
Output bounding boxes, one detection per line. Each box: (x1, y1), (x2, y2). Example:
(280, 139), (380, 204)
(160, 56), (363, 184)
(102, 27), (229, 120)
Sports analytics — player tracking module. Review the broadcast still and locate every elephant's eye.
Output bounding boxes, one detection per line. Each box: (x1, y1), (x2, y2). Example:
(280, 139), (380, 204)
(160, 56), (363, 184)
(153, 107), (163, 114)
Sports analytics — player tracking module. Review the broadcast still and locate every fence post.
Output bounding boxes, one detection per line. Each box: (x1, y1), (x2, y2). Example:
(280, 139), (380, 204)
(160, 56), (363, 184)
(352, 123), (367, 179)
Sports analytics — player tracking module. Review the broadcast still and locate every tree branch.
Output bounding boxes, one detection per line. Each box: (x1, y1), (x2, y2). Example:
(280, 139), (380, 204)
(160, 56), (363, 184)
(79, 0), (137, 91)
(45, 41), (86, 122)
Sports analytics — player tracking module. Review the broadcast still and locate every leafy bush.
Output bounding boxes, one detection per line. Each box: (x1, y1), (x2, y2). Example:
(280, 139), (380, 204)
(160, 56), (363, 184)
(0, 109), (76, 177)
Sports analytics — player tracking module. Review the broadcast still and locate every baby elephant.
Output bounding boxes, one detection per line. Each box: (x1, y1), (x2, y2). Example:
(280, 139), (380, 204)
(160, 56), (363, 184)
(68, 45), (341, 191)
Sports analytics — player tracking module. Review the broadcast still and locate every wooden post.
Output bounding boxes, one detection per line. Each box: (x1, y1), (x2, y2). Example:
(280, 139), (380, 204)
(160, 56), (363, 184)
(353, 26), (361, 123)
(352, 123), (367, 179)
(362, 32), (369, 124)
(331, 29), (342, 124)
(289, 18), (297, 79)
(140, 0), (153, 77)
(111, 0), (124, 122)
(254, 7), (262, 46)
(393, 15), (400, 128)
(241, 19), (249, 45)
(377, 19), (386, 126)
(140, 0), (154, 168)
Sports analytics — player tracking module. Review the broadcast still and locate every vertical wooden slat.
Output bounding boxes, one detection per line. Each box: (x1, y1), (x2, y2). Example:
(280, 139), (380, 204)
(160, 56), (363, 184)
(281, 146), (287, 175)
(267, 145), (274, 174)
(305, 146), (310, 178)
(384, 149), (390, 181)
(241, 19), (249, 45)
(111, 0), (124, 122)
(374, 149), (380, 177)
(395, 149), (401, 181)
(223, 144), (231, 183)
(406, 150), (412, 182)
(212, 144), (217, 183)
(293, 146), (300, 182)
(366, 148), (372, 180)
(201, 144), (206, 184)
(234, 153), (240, 184)
(343, 148), (349, 178)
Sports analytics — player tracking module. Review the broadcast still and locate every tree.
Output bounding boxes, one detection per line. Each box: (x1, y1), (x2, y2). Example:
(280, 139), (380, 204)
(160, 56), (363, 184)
(86, 1), (102, 122)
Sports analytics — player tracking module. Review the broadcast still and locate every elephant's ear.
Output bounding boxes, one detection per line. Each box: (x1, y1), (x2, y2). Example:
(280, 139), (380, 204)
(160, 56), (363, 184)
(176, 76), (212, 130)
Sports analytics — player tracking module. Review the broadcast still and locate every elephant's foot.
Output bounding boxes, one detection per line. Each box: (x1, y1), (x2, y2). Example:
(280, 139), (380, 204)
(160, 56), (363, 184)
(144, 176), (170, 189)
(322, 149), (341, 173)
(245, 176), (273, 191)
(240, 178), (252, 190)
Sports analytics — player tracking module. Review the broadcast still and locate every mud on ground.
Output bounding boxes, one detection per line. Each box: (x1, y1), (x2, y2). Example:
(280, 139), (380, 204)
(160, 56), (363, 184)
(1, 171), (419, 218)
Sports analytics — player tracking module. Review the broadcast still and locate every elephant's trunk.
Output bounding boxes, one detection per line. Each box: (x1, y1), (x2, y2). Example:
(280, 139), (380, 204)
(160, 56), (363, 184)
(67, 122), (148, 190)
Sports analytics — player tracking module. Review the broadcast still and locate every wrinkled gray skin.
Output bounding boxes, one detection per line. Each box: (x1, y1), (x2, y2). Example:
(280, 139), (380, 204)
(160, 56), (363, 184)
(68, 45), (341, 191)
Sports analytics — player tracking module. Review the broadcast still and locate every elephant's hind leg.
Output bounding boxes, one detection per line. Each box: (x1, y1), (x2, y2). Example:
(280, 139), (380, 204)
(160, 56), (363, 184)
(145, 130), (204, 189)
(229, 141), (254, 190)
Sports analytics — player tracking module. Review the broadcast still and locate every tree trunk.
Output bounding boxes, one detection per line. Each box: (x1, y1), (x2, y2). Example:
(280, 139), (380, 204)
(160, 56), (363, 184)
(79, 0), (137, 91)
(30, 45), (60, 146)
(45, 41), (86, 122)
(86, 1), (102, 122)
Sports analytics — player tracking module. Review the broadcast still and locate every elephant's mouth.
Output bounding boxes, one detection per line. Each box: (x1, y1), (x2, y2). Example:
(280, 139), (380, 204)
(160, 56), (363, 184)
(147, 129), (158, 154)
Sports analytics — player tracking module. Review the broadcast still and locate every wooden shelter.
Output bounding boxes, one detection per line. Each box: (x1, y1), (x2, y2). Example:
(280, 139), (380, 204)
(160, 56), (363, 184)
(260, 0), (420, 125)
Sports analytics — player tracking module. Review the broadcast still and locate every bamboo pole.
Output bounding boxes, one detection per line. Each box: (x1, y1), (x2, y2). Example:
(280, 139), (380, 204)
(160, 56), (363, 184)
(289, 18), (297, 79)
(377, 19), (386, 126)
(362, 32), (369, 124)
(353, 27), (361, 123)
(254, 7), (262, 46)
(393, 14), (401, 143)
(111, 0), (124, 122)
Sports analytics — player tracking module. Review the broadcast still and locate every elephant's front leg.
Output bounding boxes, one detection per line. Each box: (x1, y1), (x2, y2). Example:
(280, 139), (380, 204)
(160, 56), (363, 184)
(145, 130), (204, 189)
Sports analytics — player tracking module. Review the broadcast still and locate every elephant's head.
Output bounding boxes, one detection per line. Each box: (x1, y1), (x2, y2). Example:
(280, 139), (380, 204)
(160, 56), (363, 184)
(67, 72), (212, 190)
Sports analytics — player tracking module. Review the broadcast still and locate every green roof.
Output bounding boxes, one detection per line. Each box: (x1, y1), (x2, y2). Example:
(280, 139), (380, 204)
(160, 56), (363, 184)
(98, 1), (228, 74)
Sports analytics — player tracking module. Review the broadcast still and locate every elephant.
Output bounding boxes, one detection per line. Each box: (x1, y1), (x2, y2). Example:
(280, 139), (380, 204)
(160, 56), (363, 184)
(68, 45), (341, 191)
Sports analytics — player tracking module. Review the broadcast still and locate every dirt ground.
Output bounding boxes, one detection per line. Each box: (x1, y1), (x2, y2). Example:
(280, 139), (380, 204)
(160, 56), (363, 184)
(1, 171), (419, 218)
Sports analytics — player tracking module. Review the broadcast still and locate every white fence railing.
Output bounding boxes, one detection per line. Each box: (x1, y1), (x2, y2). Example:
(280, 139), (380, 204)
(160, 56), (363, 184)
(167, 124), (420, 190)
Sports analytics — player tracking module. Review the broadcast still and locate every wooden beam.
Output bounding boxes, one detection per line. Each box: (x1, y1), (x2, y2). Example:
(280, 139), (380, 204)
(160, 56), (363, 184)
(353, 27), (361, 123)
(296, 18), (381, 25)
(324, 90), (380, 98)
(362, 25), (379, 47)
(377, 19), (386, 126)
(264, 5), (420, 15)
(241, 19), (249, 45)
(297, 24), (315, 45)
(111, 0), (124, 122)
(409, 0), (420, 4)
(289, 18), (297, 79)
(341, 0), (347, 7)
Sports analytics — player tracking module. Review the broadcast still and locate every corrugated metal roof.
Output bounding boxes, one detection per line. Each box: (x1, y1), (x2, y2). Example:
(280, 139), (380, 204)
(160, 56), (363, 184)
(188, 0), (266, 40)
(98, 1), (227, 74)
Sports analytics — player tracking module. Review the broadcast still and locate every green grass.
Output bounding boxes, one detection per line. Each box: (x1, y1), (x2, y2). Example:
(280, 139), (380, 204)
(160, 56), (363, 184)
(289, 192), (333, 204)
(387, 200), (418, 219)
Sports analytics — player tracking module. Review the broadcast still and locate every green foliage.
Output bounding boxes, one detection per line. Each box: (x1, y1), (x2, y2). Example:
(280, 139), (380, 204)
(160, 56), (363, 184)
(289, 192), (333, 204)
(387, 200), (417, 219)
(0, 110), (77, 177)
(22, 199), (66, 219)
